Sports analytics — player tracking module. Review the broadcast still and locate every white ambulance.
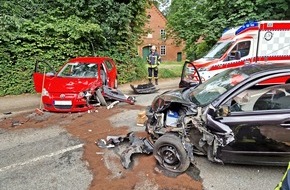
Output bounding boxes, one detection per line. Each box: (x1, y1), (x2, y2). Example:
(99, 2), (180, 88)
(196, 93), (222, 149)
(192, 20), (290, 81)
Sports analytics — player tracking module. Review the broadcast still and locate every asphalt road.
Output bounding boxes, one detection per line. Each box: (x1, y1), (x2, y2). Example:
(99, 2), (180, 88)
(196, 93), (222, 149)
(0, 79), (287, 190)
(110, 92), (286, 190)
(0, 125), (93, 190)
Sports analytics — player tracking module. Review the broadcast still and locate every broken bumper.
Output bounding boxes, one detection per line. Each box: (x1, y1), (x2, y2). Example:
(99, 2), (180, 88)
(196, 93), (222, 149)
(130, 83), (159, 94)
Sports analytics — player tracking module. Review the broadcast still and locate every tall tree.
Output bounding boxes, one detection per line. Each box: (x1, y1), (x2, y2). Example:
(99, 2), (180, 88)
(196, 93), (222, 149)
(167, 0), (290, 59)
(0, 0), (149, 95)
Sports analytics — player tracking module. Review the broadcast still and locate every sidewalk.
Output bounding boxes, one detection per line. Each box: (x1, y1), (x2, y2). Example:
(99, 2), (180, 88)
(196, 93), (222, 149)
(0, 78), (180, 117)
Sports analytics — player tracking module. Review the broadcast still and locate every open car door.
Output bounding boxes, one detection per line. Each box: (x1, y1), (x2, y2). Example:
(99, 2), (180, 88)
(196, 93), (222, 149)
(33, 61), (56, 93)
(179, 60), (202, 88)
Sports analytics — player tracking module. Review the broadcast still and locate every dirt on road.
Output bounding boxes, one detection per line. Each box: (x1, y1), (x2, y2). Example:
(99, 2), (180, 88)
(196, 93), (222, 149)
(0, 102), (203, 190)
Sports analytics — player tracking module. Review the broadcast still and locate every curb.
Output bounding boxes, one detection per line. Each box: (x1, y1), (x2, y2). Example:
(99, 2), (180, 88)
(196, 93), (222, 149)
(0, 78), (180, 118)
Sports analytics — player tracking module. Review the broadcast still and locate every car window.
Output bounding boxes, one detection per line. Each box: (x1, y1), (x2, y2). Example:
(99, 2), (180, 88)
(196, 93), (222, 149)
(104, 60), (113, 71)
(58, 63), (97, 78)
(235, 41), (251, 57)
(203, 41), (233, 59)
(226, 40), (251, 61)
(190, 69), (249, 106)
(228, 84), (290, 112)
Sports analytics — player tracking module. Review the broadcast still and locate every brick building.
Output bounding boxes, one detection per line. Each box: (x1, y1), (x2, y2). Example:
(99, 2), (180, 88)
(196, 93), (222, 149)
(137, 5), (185, 62)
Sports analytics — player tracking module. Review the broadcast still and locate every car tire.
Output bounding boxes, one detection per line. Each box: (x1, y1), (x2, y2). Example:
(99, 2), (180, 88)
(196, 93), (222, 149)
(153, 133), (190, 173)
(96, 89), (107, 106)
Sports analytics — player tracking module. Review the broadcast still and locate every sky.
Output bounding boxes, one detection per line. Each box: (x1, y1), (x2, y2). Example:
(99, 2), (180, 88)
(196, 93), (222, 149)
(156, 0), (172, 12)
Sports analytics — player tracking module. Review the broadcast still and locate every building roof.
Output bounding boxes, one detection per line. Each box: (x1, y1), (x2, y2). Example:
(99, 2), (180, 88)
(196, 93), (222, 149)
(148, 4), (167, 23)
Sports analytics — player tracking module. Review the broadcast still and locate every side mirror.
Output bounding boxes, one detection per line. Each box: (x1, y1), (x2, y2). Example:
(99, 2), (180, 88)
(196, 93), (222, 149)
(217, 105), (230, 117)
(228, 51), (241, 61)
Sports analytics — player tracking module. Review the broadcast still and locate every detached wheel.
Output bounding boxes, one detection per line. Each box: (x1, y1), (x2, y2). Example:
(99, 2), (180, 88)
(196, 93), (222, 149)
(96, 89), (107, 106)
(153, 133), (190, 173)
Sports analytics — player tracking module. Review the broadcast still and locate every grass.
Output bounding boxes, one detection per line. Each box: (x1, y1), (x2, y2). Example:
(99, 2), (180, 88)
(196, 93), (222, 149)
(159, 61), (183, 78)
(128, 60), (184, 84)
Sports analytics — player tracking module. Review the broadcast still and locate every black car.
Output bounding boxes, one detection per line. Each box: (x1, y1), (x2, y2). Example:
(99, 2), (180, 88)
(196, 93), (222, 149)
(146, 62), (290, 173)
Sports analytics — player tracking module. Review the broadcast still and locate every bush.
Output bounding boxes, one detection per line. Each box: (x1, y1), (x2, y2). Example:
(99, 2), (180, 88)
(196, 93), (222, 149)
(116, 56), (147, 84)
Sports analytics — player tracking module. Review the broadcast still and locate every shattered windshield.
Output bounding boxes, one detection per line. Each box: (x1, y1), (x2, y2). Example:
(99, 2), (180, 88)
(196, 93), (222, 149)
(190, 68), (249, 106)
(203, 41), (233, 59)
(57, 62), (98, 78)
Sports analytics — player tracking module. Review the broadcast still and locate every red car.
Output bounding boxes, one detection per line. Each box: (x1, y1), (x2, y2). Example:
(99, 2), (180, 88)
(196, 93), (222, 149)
(33, 57), (119, 112)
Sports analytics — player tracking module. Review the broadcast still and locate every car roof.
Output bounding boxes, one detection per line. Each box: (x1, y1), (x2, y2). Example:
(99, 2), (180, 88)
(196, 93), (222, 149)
(211, 63), (290, 107)
(231, 63), (290, 76)
(233, 62), (290, 75)
(68, 57), (112, 63)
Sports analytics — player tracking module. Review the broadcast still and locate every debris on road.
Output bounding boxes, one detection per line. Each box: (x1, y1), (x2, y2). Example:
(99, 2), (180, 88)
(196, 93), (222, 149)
(11, 120), (23, 127)
(107, 101), (119, 109)
(96, 152), (104, 155)
(96, 132), (153, 169)
(103, 86), (136, 105)
(35, 108), (44, 115)
(130, 83), (159, 94)
(136, 110), (147, 126)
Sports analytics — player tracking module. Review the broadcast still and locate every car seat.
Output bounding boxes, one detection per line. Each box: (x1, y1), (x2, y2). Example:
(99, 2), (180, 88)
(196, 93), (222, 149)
(253, 90), (286, 110)
(84, 66), (96, 77)
(273, 95), (290, 109)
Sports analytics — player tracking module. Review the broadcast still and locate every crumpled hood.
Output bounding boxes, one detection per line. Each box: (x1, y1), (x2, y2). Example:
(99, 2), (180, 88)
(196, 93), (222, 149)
(46, 77), (99, 93)
(157, 88), (192, 105)
(151, 87), (198, 113)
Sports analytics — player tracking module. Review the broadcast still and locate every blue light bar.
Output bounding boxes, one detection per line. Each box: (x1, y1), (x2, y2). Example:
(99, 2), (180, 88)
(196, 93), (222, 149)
(235, 21), (258, 35)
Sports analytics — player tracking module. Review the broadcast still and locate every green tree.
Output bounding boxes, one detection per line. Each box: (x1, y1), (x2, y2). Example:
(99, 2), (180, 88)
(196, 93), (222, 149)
(167, 0), (290, 59)
(0, 0), (149, 96)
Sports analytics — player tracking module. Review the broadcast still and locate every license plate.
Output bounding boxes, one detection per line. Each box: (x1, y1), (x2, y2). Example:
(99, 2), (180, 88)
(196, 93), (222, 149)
(54, 100), (72, 105)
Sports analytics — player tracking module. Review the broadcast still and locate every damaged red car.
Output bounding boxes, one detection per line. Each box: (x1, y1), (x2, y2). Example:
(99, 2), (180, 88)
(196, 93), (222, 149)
(33, 57), (130, 112)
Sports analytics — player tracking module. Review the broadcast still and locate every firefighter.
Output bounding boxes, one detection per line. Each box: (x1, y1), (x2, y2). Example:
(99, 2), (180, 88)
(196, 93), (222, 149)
(146, 45), (161, 85)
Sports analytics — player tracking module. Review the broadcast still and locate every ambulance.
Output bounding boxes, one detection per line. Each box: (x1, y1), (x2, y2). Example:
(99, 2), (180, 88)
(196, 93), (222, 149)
(190, 20), (290, 82)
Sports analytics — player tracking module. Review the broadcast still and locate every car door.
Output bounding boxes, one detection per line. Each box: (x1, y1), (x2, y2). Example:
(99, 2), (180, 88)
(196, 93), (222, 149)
(222, 39), (253, 67)
(216, 84), (290, 164)
(33, 61), (56, 93)
(103, 59), (117, 88)
(179, 61), (202, 88)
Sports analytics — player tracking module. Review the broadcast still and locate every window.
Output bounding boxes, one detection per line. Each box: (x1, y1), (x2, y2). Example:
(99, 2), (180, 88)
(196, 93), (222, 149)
(228, 84), (290, 112)
(226, 40), (251, 61)
(236, 41), (251, 57)
(160, 45), (166, 55)
(104, 60), (113, 71)
(147, 33), (153, 38)
(160, 29), (166, 40)
(58, 63), (97, 78)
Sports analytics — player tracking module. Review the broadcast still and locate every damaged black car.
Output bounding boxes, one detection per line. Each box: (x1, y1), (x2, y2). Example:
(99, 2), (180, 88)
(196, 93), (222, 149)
(146, 62), (290, 173)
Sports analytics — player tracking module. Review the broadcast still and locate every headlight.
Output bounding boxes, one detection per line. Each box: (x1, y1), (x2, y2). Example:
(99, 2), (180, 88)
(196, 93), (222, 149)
(78, 91), (92, 99)
(42, 88), (49, 97)
(77, 92), (85, 99)
(84, 91), (92, 98)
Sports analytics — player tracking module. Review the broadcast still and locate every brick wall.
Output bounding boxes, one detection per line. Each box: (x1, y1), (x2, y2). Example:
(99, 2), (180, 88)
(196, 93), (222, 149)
(137, 5), (185, 62)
